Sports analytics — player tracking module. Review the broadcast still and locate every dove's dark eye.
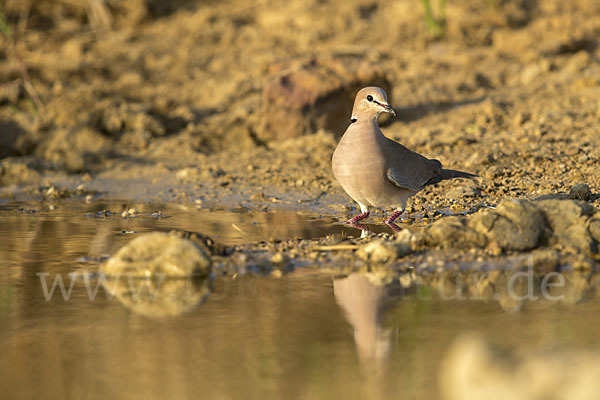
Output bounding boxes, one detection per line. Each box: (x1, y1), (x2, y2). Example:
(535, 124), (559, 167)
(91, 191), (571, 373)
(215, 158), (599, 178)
(366, 95), (373, 102)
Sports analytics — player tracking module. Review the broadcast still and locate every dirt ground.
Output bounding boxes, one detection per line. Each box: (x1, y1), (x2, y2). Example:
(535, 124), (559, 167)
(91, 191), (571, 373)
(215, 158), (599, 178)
(1, 0), (599, 224)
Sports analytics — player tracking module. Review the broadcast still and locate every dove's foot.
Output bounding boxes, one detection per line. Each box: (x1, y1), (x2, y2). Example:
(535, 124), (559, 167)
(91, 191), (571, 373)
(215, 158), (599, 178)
(385, 209), (404, 225)
(385, 222), (402, 233)
(345, 211), (370, 224)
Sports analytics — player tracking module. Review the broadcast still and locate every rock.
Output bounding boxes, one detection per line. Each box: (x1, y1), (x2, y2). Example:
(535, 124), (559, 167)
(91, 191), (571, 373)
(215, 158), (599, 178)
(0, 121), (26, 159)
(170, 230), (230, 256)
(536, 199), (596, 254)
(175, 167), (201, 183)
(100, 102), (166, 138)
(0, 157), (41, 185)
(445, 185), (481, 199)
(257, 55), (391, 141)
(418, 199), (599, 255)
(440, 333), (600, 400)
(530, 249), (559, 273)
(568, 183), (593, 201)
(394, 229), (415, 255)
(512, 249), (560, 273)
(100, 232), (212, 277)
(356, 238), (412, 263)
(589, 219), (600, 243)
(423, 216), (487, 250)
(470, 199), (548, 252)
(36, 127), (112, 172)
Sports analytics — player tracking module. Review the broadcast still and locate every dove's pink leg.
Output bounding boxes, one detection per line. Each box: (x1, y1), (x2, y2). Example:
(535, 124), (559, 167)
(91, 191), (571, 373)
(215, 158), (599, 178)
(385, 209), (404, 232)
(345, 211), (370, 224)
(385, 209), (403, 224)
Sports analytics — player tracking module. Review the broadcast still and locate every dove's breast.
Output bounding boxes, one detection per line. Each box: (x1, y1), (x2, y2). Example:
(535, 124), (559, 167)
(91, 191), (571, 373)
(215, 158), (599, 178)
(332, 123), (390, 207)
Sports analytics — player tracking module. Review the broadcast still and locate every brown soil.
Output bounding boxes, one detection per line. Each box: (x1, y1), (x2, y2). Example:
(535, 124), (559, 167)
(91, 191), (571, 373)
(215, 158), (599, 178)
(1, 0), (600, 221)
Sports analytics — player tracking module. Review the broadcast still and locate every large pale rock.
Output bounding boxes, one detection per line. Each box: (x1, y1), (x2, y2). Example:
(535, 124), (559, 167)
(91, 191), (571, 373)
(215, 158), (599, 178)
(258, 55), (391, 141)
(469, 199), (548, 251)
(536, 199), (596, 254)
(100, 232), (212, 277)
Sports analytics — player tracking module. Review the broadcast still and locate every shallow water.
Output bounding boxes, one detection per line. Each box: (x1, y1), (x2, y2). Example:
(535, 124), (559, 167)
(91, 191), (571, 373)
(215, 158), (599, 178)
(1, 201), (600, 399)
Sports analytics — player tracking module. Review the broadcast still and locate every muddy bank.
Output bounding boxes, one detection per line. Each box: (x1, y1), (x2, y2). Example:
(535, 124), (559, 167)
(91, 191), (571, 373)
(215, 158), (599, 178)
(0, 0), (599, 212)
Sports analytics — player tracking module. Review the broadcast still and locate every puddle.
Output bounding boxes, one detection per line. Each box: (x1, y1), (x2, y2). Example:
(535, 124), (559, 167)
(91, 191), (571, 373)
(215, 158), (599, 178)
(1, 201), (600, 399)
(0, 201), (399, 247)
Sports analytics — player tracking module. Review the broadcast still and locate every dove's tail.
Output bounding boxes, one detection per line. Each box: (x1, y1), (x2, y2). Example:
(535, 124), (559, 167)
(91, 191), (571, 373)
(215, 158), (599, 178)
(424, 168), (479, 187)
(439, 169), (479, 181)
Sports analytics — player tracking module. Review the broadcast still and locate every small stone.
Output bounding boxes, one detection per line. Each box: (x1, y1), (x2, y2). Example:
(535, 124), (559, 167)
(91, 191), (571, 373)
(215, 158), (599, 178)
(486, 240), (502, 256)
(270, 252), (289, 265)
(270, 269), (283, 278)
(445, 185), (480, 199)
(175, 167), (200, 182)
(588, 219), (600, 243)
(568, 183), (592, 201)
(356, 239), (412, 263)
(394, 229), (415, 256)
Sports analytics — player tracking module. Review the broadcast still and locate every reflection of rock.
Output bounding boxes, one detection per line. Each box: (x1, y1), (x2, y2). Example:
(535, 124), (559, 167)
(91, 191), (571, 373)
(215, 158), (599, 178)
(258, 55), (391, 141)
(419, 199), (600, 255)
(424, 270), (598, 313)
(102, 275), (210, 317)
(440, 333), (600, 400)
(100, 232), (212, 277)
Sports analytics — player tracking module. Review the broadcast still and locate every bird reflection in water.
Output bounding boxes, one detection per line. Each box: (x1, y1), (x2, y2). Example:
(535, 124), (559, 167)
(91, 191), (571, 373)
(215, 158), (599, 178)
(333, 273), (407, 364)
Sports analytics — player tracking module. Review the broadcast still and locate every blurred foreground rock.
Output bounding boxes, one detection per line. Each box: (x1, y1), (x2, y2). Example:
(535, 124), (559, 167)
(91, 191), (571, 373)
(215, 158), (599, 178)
(440, 333), (600, 400)
(258, 55), (391, 141)
(100, 231), (212, 277)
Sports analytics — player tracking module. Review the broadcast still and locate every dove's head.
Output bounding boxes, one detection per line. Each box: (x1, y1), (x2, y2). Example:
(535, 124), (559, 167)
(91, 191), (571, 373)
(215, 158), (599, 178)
(351, 87), (396, 122)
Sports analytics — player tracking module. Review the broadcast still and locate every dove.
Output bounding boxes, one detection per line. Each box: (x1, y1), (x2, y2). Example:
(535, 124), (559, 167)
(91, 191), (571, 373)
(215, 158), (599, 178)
(331, 87), (477, 231)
